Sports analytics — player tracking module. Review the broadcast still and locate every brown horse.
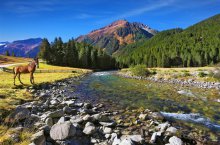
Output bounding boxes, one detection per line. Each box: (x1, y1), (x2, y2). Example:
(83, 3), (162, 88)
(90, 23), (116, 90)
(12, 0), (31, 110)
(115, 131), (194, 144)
(13, 58), (39, 85)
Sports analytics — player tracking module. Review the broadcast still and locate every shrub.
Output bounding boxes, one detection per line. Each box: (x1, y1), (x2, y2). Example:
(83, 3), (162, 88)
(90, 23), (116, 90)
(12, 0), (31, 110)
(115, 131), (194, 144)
(181, 70), (189, 73)
(150, 68), (157, 75)
(208, 67), (220, 80)
(183, 72), (191, 77)
(198, 71), (207, 77)
(129, 64), (150, 77)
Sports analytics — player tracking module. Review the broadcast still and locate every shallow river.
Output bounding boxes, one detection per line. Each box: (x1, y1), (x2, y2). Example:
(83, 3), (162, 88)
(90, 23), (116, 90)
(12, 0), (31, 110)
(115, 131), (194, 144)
(71, 71), (220, 132)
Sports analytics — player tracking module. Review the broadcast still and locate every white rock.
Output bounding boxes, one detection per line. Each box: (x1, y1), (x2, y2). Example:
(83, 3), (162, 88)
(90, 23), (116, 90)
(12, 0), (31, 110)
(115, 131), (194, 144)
(105, 134), (111, 139)
(139, 113), (147, 120)
(99, 121), (116, 127)
(169, 136), (183, 145)
(119, 138), (134, 145)
(83, 122), (96, 135)
(112, 137), (121, 145)
(103, 127), (112, 134)
(158, 122), (170, 132)
(166, 127), (178, 134)
(83, 114), (92, 121)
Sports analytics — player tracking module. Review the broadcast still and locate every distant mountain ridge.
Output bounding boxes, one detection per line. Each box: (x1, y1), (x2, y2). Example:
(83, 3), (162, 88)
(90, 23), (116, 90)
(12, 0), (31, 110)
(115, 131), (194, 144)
(76, 20), (158, 54)
(0, 38), (42, 57)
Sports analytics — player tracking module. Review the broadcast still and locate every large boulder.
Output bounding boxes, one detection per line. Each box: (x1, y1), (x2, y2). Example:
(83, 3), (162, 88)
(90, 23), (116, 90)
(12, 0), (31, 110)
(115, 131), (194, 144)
(50, 121), (76, 140)
(31, 130), (46, 145)
(5, 106), (30, 123)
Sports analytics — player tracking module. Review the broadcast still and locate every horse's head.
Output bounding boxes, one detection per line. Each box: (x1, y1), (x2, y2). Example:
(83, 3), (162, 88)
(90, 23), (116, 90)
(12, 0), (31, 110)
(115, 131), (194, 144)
(34, 57), (39, 68)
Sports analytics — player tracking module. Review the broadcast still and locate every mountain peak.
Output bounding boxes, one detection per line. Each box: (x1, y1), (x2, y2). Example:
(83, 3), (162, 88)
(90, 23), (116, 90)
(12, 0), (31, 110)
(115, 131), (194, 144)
(76, 20), (158, 54)
(110, 19), (128, 26)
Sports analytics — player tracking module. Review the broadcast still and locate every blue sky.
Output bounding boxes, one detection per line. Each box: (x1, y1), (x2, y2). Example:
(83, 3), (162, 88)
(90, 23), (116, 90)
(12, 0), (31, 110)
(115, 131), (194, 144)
(0, 0), (219, 42)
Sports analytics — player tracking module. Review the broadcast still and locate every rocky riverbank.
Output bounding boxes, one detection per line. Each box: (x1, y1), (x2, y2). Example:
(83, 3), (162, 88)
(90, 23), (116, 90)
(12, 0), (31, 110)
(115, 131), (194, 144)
(117, 71), (220, 90)
(2, 76), (219, 145)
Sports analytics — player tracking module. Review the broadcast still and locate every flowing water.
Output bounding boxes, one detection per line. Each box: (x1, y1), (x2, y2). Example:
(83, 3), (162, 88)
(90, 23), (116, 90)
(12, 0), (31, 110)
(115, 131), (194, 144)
(72, 71), (220, 132)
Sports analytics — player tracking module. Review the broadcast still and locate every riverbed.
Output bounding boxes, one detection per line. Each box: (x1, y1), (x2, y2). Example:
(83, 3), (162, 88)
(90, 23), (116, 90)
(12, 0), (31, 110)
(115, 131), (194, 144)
(66, 71), (220, 133)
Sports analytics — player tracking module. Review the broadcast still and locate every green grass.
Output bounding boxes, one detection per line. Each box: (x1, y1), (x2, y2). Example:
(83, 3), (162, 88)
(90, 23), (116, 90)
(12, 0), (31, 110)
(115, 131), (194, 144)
(0, 62), (91, 144)
(134, 67), (219, 82)
(0, 125), (33, 145)
(0, 71), (87, 113)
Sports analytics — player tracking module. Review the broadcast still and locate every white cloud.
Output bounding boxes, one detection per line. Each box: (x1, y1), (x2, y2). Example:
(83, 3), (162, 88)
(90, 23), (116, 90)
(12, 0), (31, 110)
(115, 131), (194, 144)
(115, 0), (175, 19)
(3, 0), (60, 14)
(96, 0), (175, 24)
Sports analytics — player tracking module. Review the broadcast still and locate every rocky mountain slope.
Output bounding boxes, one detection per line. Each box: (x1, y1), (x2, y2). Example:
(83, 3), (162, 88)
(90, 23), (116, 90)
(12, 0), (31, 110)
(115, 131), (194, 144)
(0, 38), (42, 57)
(76, 20), (158, 54)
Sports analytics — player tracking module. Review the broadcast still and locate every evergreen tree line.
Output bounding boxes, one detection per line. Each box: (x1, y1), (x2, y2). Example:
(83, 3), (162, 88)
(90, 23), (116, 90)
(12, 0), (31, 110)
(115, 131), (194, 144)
(5, 50), (16, 57)
(39, 37), (116, 69)
(114, 14), (220, 68)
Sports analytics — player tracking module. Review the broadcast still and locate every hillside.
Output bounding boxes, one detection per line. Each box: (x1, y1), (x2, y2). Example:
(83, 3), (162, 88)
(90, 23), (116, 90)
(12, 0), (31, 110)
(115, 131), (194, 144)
(0, 55), (32, 65)
(114, 14), (220, 67)
(0, 38), (42, 58)
(76, 20), (158, 54)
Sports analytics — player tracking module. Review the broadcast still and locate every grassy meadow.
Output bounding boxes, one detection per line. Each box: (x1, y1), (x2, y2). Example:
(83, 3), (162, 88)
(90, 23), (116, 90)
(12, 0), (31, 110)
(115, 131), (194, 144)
(0, 56), (91, 144)
(122, 66), (220, 82)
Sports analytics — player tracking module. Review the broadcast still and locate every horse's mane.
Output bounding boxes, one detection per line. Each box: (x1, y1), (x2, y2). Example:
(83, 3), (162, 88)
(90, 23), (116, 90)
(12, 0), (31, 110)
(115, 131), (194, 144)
(28, 60), (35, 66)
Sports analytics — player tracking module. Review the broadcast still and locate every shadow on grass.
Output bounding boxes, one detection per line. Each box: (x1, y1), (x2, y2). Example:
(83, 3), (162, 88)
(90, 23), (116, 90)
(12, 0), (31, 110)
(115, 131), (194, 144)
(0, 95), (6, 99)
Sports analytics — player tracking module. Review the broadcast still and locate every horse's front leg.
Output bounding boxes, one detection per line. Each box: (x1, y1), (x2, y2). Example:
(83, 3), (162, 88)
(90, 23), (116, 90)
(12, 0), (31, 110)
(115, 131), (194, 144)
(32, 74), (35, 84)
(30, 73), (34, 84)
(18, 73), (24, 85)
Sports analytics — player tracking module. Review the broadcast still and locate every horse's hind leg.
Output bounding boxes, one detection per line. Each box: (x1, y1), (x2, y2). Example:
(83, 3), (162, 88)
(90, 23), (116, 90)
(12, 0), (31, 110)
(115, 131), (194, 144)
(14, 73), (17, 85)
(18, 73), (24, 85)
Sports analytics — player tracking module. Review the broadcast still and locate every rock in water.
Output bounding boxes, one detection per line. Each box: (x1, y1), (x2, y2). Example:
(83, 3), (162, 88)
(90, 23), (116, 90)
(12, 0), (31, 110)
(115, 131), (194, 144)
(150, 112), (164, 120)
(31, 130), (45, 145)
(5, 106), (30, 123)
(50, 121), (76, 140)
(168, 136), (183, 145)
(83, 122), (96, 135)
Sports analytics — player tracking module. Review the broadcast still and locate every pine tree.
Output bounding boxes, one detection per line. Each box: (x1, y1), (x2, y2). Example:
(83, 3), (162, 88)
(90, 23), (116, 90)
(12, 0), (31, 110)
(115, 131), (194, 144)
(39, 38), (50, 62)
(5, 50), (10, 56)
